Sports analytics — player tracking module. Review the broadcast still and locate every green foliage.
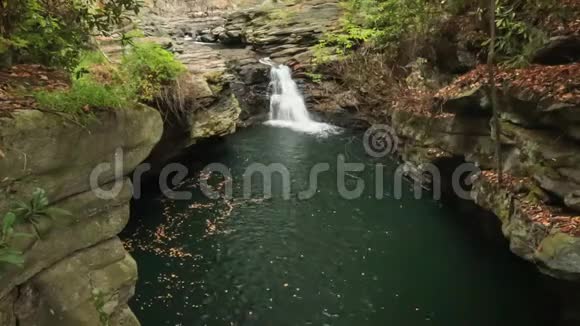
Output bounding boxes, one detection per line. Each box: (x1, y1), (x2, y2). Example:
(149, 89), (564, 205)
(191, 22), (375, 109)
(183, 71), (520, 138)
(315, 20), (377, 62)
(485, 0), (547, 67)
(0, 212), (26, 267)
(35, 79), (134, 117)
(304, 72), (323, 83)
(77, 51), (109, 69)
(121, 29), (146, 47)
(91, 288), (111, 326)
(5, 0), (84, 67)
(35, 44), (185, 114)
(73, 50), (109, 79)
(10, 188), (71, 238)
(35, 50), (138, 117)
(315, 0), (555, 67)
(315, 0), (439, 62)
(0, 0), (141, 69)
(0, 188), (69, 270)
(121, 42), (186, 100)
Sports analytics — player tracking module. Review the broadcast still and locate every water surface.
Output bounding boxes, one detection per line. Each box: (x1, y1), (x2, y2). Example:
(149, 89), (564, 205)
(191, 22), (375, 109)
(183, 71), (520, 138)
(124, 125), (562, 326)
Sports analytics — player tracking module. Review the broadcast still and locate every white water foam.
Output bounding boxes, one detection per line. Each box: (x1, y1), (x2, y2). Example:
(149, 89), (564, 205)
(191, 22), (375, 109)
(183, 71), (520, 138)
(260, 58), (340, 136)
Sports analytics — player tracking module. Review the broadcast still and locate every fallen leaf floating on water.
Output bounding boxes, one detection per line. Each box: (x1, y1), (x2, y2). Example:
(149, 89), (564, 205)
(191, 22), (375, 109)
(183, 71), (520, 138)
(0, 148), (4, 159)
(122, 172), (265, 257)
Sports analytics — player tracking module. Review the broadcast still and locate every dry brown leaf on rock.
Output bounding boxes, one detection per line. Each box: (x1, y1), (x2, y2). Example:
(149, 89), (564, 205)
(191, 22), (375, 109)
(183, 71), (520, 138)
(436, 63), (580, 105)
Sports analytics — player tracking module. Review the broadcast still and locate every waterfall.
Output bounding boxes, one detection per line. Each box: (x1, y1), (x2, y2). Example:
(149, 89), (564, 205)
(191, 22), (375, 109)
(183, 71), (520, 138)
(268, 64), (311, 122)
(260, 58), (338, 134)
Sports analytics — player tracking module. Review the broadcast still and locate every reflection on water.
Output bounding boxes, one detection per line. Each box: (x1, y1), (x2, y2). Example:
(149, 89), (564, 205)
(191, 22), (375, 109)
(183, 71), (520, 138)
(122, 126), (578, 326)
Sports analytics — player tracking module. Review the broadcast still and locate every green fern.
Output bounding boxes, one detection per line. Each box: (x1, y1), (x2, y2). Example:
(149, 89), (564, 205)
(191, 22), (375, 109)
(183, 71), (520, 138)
(0, 188), (71, 270)
(11, 188), (71, 239)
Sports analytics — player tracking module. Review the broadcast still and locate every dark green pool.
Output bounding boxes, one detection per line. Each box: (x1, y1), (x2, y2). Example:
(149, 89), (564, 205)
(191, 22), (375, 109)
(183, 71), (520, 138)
(122, 125), (567, 326)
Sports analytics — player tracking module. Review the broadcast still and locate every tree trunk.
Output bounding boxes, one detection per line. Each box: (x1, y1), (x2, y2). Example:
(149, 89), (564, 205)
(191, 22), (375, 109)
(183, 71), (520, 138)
(487, 0), (502, 184)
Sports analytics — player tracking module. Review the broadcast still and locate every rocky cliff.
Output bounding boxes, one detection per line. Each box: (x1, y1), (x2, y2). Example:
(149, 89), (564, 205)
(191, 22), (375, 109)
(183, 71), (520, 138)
(389, 72), (580, 280)
(0, 4), (265, 322)
(123, 0), (342, 126)
(6, 2), (573, 324)
(0, 105), (163, 325)
(185, 0), (580, 280)
(424, 64), (580, 280)
(330, 59), (580, 280)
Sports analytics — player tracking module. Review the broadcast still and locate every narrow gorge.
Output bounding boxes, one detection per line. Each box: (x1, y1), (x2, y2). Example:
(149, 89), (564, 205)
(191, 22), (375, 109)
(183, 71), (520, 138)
(0, 0), (579, 325)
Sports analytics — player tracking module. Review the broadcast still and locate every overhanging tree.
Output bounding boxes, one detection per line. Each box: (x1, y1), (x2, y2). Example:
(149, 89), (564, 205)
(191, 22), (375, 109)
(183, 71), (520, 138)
(0, 0), (141, 68)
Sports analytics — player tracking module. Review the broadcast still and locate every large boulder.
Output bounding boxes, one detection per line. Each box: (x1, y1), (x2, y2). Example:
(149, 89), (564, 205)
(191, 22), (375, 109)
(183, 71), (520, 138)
(0, 105), (163, 212)
(435, 85), (490, 117)
(189, 93), (241, 141)
(435, 83), (580, 141)
(145, 71), (242, 167)
(0, 105), (163, 325)
(0, 180), (133, 298)
(532, 36), (580, 65)
(15, 238), (139, 326)
(471, 173), (580, 280)
(392, 109), (495, 167)
(500, 122), (580, 212)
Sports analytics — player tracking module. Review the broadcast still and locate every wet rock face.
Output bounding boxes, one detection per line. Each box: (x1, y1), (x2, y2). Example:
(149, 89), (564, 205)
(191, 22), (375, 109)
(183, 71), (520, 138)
(189, 93), (241, 140)
(229, 62), (270, 126)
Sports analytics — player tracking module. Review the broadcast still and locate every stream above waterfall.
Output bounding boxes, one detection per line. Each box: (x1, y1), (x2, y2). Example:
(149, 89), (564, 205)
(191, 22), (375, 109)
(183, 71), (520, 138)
(123, 125), (572, 326)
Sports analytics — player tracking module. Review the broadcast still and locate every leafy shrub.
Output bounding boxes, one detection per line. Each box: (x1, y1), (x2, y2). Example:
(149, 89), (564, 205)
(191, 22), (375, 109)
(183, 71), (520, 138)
(75, 51), (109, 71)
(121, 42), (187, 100)
(315, 0), (439, 62)
(485, 0), (548, 67)
(72, 50), (112, 80)
(304, 72), (323, 84)
(315, 0), (555, 68)
(121, 29), (146, 47)
(35, 43), (186, 114)
(1, 188), (69, 269)
(0, 212), (27, 267)
(0, 0), (141, 69)
(35, 79), (134, 116)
